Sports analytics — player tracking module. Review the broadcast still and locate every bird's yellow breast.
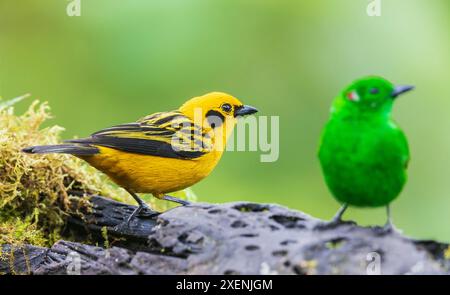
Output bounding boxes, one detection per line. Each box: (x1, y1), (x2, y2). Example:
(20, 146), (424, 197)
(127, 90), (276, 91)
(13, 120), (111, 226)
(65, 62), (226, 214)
(80, 146), (223, 196)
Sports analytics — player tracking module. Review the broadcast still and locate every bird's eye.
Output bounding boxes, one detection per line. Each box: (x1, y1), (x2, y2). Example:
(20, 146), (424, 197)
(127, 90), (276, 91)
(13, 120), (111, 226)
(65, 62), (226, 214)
(221, 103), (232, 113)
(370, 88), (379, 94)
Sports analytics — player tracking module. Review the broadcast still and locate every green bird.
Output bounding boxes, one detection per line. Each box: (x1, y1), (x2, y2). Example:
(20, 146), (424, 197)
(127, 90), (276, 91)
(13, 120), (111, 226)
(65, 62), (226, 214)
(318, 76), (414, 231)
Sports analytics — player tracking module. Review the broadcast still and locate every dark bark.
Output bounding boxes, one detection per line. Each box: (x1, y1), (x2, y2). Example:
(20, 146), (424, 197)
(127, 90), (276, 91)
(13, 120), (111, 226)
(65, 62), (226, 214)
(1, 195), (449, 275)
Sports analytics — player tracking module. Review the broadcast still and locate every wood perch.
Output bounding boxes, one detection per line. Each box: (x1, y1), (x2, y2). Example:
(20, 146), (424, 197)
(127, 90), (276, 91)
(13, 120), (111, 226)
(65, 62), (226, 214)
(1, 195), (449, 275)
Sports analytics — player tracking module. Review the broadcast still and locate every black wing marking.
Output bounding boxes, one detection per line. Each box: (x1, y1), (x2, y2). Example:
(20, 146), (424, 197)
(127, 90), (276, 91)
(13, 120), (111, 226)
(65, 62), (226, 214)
(66, 111), (212, 159)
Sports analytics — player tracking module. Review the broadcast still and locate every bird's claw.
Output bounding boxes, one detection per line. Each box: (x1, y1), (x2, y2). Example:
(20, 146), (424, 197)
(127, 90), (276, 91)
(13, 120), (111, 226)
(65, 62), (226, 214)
(139, 202), (152, 212)
(112, 204), (158, 231)
(113, 222), (130, 232)
(314, 218), (353, 230)
(378, 222), (403, 235)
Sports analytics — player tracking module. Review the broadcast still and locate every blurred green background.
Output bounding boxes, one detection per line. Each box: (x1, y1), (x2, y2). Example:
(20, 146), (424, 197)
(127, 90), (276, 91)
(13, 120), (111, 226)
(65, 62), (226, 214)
(1, 0), (449, 242)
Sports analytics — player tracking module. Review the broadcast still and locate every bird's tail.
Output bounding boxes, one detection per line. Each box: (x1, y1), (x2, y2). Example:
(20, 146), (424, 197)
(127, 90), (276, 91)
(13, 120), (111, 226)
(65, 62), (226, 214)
(22, 144), (99, 155)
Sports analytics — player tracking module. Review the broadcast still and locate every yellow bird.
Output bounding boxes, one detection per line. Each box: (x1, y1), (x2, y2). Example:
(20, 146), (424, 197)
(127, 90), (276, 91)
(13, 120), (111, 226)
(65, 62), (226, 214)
(23, 92), (258, 224)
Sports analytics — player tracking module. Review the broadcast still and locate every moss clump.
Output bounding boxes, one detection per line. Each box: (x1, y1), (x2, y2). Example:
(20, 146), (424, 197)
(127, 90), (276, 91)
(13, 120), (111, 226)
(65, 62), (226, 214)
(0, 217), (47, 247)
(0, 97), (122, 247)
(0, 95), (196, 249)
(101, 226), (110, 249)
(444, 246), (450, 260)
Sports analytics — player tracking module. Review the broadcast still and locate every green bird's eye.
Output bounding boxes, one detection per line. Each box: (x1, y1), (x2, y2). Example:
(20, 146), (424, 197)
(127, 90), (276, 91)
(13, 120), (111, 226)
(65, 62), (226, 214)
(369, 88), (379, 94)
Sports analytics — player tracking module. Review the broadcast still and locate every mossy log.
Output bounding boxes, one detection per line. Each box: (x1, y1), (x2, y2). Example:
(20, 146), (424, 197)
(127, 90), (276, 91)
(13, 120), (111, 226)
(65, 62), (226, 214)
(1, 195), (449, 275)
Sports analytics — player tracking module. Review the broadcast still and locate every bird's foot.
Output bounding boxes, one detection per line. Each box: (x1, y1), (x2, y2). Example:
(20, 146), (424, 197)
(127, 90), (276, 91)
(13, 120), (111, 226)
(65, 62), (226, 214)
(113, 222), (131, 232)
(315, 218), (355, 230)
(137, 201), (153, 213)
(377, 222), (403, 235)
(376, 205), (402, 235)
(113, 203), (158, 231)
(315, 204), (353, 230)
(329, 214), (345, 225)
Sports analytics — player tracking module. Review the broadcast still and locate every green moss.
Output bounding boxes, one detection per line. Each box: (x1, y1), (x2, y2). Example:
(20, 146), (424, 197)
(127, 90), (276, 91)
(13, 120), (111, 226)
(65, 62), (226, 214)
(101, 226), (110, 249)
(0, 95), (197, 252)
(325, 238), (346, 250)
(0, 97), (122, 248)
(444, 246), (450, 260)
(0, 217), (47, 246)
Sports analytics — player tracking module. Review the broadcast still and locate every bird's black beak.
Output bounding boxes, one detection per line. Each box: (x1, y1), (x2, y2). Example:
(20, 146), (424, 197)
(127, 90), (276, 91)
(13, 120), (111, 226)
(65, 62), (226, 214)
(392, 85), (414, 98)
(234, 105), (258, 117)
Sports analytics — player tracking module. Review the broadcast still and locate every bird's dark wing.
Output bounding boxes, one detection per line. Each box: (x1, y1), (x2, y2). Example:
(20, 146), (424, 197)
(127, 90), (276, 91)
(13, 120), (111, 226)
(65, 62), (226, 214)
(66, 111), (213, 159)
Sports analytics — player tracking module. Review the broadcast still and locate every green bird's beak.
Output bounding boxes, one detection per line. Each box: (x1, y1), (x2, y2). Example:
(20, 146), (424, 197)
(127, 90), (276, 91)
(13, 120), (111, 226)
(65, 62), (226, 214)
(234, 105), (258, 117)
(392, 85), (414, 98)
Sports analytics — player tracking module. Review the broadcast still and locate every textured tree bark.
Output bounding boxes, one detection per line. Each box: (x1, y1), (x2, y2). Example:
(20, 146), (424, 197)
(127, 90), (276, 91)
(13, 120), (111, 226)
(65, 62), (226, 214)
(1, 195), (449, 275)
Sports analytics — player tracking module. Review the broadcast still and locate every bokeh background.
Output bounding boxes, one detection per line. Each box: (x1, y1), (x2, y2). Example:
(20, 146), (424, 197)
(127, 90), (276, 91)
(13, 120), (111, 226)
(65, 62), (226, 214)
(1, 0), (449, 242)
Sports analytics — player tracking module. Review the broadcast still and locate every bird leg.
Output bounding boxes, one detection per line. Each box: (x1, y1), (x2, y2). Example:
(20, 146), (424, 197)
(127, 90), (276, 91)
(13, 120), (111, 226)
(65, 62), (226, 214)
(125, 189), (153, 226)
(384, 205), (393, 231)
(382, 205), (402, 234)
(330, 203), (348, 224)
(162, 195), (191, 206)
(314, 203), (349, 229)
(121, 192), (190, 228)
(125, 205), (146, 226)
